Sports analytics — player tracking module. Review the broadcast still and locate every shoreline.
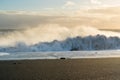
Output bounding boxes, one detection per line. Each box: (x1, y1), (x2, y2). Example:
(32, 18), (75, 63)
(1, 50), (120, 60)
(1, 56), (120, 61)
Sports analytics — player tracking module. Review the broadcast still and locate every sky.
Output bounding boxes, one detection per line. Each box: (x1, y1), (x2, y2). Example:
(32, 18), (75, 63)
(0, 0), (120, 11)
(0, 0), (120, 29)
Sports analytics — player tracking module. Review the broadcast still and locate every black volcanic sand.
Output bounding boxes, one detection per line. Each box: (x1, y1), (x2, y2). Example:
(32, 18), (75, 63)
(0, 58), (120, 80)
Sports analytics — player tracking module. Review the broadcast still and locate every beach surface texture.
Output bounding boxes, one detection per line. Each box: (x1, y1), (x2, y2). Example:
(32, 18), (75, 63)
(0, 58), (120, 80)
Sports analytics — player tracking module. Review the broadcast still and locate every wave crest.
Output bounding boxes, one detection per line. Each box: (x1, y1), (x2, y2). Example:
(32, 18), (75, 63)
(0, 24), (120, 52)
(0, 35), (120, 52)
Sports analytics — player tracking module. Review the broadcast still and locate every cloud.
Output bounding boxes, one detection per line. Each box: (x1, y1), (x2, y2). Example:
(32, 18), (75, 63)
(90, 0), (101, 4)
(62, 1), (78, 11)
(0, 7), (120, 29)
(0, 11), (58, 29)
(64, 1), (76, 7)
(62, 1), (76, 9)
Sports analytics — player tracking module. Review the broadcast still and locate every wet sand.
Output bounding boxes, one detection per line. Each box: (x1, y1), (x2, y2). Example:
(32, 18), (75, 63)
(0, 58), (120, 80)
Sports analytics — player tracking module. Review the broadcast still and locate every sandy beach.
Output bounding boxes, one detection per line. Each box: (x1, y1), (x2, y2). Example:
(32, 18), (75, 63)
(0, 58), (120, 80)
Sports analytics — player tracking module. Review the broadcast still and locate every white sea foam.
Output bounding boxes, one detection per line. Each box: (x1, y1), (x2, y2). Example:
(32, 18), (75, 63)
(0, 24), (120, 52)
(0, 53), (9, 56)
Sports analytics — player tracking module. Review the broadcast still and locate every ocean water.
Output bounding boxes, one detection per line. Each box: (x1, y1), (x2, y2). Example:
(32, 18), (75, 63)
(1, 50), (120, 60)
(0, 24), (120, 60)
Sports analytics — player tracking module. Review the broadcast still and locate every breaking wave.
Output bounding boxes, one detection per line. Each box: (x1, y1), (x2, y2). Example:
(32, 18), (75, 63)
(0, 24), (120, 52)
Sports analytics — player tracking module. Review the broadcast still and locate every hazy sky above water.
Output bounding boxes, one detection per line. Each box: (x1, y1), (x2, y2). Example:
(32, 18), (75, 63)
(0, 0), (120, 29)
